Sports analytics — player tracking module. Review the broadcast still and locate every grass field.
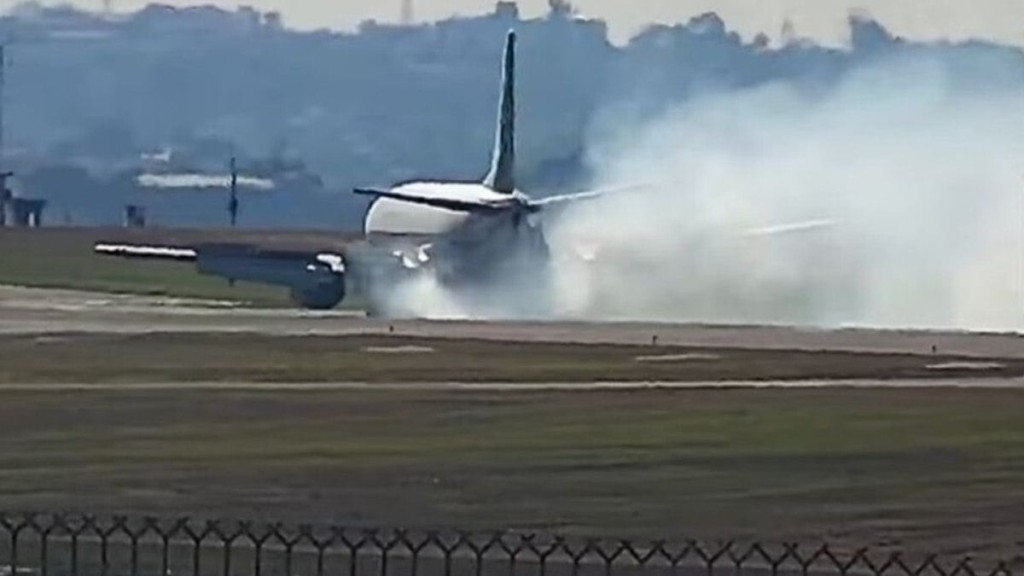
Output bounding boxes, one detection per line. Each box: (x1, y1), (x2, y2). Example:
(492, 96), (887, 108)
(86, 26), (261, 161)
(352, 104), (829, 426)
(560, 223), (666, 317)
(1, 332), (1023, 383)
(0, 333), (1022, 561)
(3, 229), (1024, 563)
(0, 226), (359, 306)
(0, 385), (1022, 562)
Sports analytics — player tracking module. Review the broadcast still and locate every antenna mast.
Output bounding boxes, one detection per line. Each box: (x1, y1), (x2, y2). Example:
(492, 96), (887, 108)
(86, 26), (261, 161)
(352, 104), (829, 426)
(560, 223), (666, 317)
(0, 44), (12, 227)
(228, 156), (238, 227)
(1, 43), (6, 168)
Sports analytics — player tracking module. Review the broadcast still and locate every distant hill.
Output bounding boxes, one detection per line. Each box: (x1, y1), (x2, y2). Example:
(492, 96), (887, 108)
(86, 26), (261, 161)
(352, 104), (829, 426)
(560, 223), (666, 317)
(0, 2), (1019, 229)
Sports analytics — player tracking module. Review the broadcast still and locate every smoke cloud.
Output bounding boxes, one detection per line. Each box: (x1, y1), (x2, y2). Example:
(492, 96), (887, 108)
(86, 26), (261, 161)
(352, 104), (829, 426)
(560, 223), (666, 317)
(380, 45), (1024, 332)
(546, 50), (1024, 331)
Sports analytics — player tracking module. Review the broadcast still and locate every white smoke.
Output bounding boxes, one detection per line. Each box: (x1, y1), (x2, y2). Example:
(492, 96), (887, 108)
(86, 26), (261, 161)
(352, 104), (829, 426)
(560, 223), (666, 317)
(544, 51), (1024, 331)
(377, 270), (476, 320)
(376, 48), (1024, 331)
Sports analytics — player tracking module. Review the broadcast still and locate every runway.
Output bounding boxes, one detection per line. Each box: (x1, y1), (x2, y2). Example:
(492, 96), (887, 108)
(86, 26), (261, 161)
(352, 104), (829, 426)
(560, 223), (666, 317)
(0, 378), (1021, 391)
(1, 297), (1024, 559)
(3, 284), (1024, 360)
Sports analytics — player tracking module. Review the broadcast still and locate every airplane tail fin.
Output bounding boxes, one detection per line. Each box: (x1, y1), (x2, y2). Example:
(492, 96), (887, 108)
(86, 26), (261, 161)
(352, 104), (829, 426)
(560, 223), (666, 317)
(482, 29), (516, 194)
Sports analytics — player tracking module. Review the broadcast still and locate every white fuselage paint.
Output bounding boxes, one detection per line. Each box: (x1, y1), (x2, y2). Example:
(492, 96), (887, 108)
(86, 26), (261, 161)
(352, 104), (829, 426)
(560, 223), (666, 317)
(363, 181), (525, 238)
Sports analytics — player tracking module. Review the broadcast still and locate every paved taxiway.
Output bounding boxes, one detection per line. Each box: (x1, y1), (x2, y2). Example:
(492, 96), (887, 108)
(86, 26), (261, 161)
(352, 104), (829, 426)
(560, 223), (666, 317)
(3, 284), (1024, 359)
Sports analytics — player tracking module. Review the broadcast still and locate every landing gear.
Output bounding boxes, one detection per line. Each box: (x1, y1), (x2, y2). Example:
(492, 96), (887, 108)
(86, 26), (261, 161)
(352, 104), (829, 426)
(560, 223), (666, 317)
(348, 221), (556, 319)
(344, 247), (415, 318)
(439, 225), (554, 319)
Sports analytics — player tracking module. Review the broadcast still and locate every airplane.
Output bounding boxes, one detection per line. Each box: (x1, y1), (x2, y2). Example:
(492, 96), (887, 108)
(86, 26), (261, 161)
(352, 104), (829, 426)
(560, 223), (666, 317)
(93, 29), (626, 318)
(94, 29), (836, 319)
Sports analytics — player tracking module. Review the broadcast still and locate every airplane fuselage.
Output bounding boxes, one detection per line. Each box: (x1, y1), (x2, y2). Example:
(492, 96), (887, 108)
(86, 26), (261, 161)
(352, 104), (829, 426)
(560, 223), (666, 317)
(94, 29), (560, 317)
(363, 181), (529, 238)
(361, 181), (545, 273)
(352, 181), (553, 317)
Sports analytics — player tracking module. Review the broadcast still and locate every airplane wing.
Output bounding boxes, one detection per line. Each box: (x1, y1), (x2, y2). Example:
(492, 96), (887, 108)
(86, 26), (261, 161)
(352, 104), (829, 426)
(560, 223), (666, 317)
(94, 241), (346, 288)
(354, 187), (514, 213)
(94, 243), (199, 260)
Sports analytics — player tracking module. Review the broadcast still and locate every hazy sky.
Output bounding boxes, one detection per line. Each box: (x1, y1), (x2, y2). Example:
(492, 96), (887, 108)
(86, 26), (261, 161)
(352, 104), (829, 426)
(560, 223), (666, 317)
(4, 0), (1024, 46)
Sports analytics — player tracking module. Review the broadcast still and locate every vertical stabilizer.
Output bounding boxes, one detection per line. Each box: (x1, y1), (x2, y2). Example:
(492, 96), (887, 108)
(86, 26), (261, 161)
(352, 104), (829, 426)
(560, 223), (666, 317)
(482, 30), (516, 194)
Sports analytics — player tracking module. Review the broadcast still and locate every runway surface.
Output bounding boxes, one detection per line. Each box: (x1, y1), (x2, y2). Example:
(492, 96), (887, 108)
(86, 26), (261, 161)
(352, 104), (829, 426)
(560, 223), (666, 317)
(0, 378), (1021, 390)
(3, 284), (1024, 359)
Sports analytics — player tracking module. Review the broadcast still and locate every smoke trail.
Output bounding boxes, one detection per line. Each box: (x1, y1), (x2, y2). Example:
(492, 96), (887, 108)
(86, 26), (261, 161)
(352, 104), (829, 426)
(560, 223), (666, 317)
(545, 50), (1024, 331)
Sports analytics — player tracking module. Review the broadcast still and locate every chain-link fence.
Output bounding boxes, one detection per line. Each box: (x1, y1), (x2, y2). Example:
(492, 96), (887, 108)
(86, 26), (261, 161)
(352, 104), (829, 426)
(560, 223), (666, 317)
(0, 513), (1018, 576)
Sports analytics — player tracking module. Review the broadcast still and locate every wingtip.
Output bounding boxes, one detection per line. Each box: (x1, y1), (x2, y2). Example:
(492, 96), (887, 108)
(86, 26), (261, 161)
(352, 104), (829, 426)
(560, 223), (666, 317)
(92, 243), (198, 259)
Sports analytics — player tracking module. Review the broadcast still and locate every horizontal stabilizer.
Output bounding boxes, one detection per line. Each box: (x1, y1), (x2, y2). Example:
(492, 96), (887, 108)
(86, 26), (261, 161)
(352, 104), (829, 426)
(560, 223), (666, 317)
(94, 243), (198, 260)
(354, 187), (514, 213)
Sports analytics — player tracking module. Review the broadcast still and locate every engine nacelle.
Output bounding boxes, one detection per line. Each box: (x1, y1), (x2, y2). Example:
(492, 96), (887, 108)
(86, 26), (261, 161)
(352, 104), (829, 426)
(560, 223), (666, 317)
(289, 276), (346, 310)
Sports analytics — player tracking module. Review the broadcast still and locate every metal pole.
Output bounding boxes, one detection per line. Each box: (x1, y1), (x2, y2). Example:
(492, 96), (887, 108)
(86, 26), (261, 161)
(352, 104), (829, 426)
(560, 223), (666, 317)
(0, 46), (9, 227)
(228, 156), (238, 227)
(1, 44), (6, 169)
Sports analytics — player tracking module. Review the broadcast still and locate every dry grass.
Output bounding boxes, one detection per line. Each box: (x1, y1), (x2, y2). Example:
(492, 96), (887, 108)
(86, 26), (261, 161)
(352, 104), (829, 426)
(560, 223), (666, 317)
(0, 226), (358, 306)
(0, 334), (1022, 559)
(0, 385), (1022, 562)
